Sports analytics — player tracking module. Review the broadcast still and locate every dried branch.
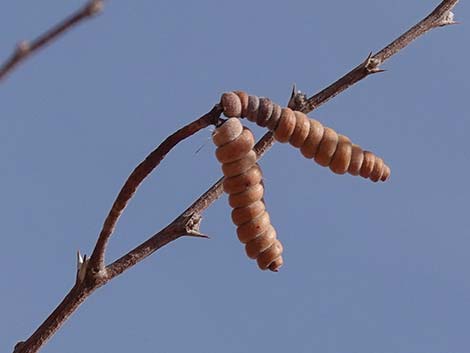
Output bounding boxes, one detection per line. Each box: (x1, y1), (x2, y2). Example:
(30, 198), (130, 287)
(101, 131), (273, 280)
(13, 107), (221, 353)
(12, 1), (458, 352)
(14, 284), (94, 353)
(0, 0), (103, 82)
(298, 0), (459, 113)
(260, 0), (459, 184)
(167, 0), (460, 246)
(88, 105), (222, 275)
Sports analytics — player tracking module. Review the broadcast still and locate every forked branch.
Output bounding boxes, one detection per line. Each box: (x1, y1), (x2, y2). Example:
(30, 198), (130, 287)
(88, 105), (222, 276)
(12, 1), (458, 352)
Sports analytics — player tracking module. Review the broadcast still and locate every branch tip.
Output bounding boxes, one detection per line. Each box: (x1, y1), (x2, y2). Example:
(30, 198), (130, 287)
(13, 341), (24, 353)
(86, 0), (104, 16)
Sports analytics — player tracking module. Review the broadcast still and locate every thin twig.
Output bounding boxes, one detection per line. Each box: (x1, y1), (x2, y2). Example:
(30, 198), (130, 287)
(0, 0), (103, 82)
(104, 132), (274, 279)
(14, 107), (222, 353)
(12, 1), (458, 352)
(253, 0), (459, 179)
(298, 0), (459, 113)
(88, 105), (222, 275)
(15, 285), (94, 353)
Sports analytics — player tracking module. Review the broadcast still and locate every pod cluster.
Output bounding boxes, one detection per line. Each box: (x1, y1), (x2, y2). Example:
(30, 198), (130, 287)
(212, 118), (284, 272)
(220, 91), (390, 182)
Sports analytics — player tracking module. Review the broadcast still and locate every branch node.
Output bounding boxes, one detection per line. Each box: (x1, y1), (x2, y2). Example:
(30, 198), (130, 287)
(288, 84), (308, 110)
(15, 41), (31, 57)
(436, 10), (457, 26)
(86, 0), (104, 17)
(363, 52), (384, 74)
(186, 230), (210, 239)
(184, 214), (209, 239)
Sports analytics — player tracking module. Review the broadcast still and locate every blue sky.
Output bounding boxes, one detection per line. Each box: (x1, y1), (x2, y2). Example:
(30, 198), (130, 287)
(1, 1), (469, 352)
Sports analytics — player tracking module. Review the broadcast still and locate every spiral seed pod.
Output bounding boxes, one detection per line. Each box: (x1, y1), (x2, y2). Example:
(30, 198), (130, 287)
(220, 91), (390, 182)
(212, 117), (284, 272)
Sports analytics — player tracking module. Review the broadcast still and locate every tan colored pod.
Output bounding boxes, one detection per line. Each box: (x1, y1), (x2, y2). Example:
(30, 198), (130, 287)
(360, 151), (376, 178)
(231, 201), (266, 226)
(215, 128), (255, 164)
(369, 157), (385, 182)
(237, 211), (271, 243)
(221, 150), (257, 177)
(289, 111), (311, 148)
(381, 165), (391, 181)
(348, 144), (364, 176)
(223, 165), (263, 194)
(330, 134), (352, 175)
(228, 183), (264, 208)
(274, 108), (296, 143)
(219, 92), (391, 183)
(234, 91), (249, 117)
(268, 257), (284, 272)
(300, 119), (324, 159)
(212, 118), (242, 147)
(212, 102), (285, 272)
(266, 103), (282, 131)
(257, 239), (283, 270)
(245, 224), (277, 259)
(315, 127), (339, 167)
(256, 97), (274, 127)
(246, 95), (260, 122)
(221, 92), (242, 118)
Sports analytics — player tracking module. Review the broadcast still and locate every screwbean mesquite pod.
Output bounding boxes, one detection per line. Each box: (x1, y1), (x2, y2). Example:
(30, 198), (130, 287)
(220, 91), (391, 182)
(212, 117), (284, 271)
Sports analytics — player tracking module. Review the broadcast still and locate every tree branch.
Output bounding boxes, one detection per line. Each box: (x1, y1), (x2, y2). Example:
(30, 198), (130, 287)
(262, 0), (459, 178)
(12, 1), (458, 352)
(88, 105), (222, 276)
(298, 0), (459, 113)
(0, 0), (103, 82)
(14, 284), (93, 353)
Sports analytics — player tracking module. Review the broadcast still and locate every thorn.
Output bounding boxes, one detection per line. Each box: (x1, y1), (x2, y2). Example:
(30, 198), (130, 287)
(288, 84), (308, 110)
(290, 83), (297, 99)
(182, 215), (209, 238)
(77, 250), (83, 269)
(370, 68), (386, 74)
(362, 52), (383, 73)
(76, 252), (88, 283)
(185, 230), (210, 239)
(434, 11), (459, 27)
(288, 83), (297, 108)
(360, 52), (374, 67)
